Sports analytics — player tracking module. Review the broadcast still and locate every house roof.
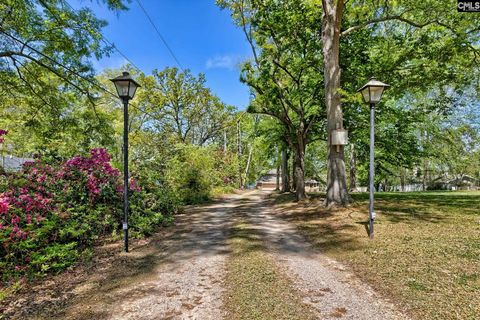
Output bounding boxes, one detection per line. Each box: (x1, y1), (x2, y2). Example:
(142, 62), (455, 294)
(1, 155), (34, 172)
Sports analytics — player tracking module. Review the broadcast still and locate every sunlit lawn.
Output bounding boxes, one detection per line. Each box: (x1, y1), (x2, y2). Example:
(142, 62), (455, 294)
(273, 191), (480, 320)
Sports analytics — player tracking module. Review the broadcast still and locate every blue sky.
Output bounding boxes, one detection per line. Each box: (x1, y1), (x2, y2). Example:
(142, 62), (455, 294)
(69, 0), (252, 109)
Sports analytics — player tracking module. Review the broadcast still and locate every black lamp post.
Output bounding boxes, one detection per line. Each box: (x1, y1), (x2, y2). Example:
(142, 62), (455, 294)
(357, 78), (390, 239)
(110, 72), (140, 252)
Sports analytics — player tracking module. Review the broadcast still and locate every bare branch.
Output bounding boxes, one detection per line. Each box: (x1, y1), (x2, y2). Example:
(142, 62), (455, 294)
(239, 0), (260, 67)
(341, 15), (437, 37)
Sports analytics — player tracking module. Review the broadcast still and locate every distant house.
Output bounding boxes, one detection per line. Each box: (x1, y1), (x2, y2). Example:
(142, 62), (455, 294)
(1, 155), (33, 172)
(305, 179), (321, 191)
(446, 176), (479, 190)
(255, 170), (323, 191)
(256, 169), (279, 190)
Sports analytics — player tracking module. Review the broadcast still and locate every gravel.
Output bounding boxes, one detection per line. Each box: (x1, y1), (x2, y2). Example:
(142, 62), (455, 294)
(244, 190), (409, 320)
(3, 190), (409, 320)
(101, 195), (245, 320)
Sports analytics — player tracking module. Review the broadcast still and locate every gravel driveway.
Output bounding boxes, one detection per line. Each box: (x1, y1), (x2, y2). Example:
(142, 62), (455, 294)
(2, 190), (408, 319)
(243, 190), (408, 320)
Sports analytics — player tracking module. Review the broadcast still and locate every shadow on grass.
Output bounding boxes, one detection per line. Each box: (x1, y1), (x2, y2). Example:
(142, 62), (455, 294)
(270, 190), (480, 254)
(353, 192), (480, 215)
(265, 192), (365, 254)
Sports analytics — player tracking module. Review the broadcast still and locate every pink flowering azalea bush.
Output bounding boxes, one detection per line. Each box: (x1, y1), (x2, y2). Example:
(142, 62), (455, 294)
(0, 148), (177, 281)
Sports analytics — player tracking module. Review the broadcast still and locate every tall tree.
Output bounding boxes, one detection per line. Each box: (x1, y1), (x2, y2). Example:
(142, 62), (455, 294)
(321, 0), (480, 205)
(1, 0), (127, 99)
(148, 67), (236, 146)
(218, 0), (326, 200)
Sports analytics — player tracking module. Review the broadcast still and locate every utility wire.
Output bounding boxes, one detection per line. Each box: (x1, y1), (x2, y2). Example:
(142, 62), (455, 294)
(61, 0), (143, 73)
(102, 37), (143, 72)
(3, 2), (241, 131)
(0, 29), (157, 121)
(134, 0), (185, 70)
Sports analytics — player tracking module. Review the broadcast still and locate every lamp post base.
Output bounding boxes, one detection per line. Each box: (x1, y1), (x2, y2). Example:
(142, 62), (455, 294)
(369, 218), (374, 239)
(124, 228), (129, 252)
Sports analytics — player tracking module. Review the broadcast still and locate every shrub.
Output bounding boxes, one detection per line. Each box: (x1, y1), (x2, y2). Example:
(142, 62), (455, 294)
(0, 148), (176, 282)
(165, 144), (217, 204)
(165, 144), (238, 204)
(129, 187), (178, 236)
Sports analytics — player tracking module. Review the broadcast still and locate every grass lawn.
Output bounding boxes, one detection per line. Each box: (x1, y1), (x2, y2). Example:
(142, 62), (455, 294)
(272, 191), (480, 320)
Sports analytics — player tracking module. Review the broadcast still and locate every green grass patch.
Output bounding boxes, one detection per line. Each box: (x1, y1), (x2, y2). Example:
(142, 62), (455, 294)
(273, 190), (480, 320)
(224, 218), (316, 320)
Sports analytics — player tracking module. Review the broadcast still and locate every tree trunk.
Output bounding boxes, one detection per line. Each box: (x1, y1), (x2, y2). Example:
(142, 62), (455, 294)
(223, 128), (227, 153)
(323, 0), (350, 206)
(281, 148), (290, 192)
(423, 160), (430, 191)
(349, 143), (357, 192)
(276, 164), (280, 191)
(291, 150), (297, 191)
(243, 144), (253, 188)
(400, 168), (406, 192)
(237, 120), (243, 189)
(294, 135), (307, 201)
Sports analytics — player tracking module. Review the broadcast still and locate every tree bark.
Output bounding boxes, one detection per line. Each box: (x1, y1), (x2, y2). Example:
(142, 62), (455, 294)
(291, 150), (297, 192)
(237, 120), (243, 189)
(276, 164), (280, 191)
(400, 168), (406, 192)
(422, 159), (430, 191)
(349, 143), (357, 192)
(281, 148), (290, 192)
(244, 143), (253, 188)
(294, 136), (307, 200)
(223, 128), (227, 153)
(323, 0), (350, 206)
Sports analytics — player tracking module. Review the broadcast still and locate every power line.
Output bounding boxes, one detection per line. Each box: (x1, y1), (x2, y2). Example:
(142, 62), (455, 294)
(134, 0), (185, 70)
(0, 29), (156, 120)
(102, 38), (143, 72)
(61, 0), (143, 73)
(3, 0), (151, 117)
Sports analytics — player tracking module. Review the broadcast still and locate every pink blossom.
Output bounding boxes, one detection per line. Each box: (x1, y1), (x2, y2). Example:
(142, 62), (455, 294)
(129, 178), (141, 192)
(11, 215), (20, 225)
(0, 198), (9, 214)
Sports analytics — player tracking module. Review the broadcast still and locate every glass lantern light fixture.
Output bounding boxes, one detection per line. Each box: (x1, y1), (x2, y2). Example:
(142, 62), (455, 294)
(357, 78), (390, 105)
(110, 71), (140, 101)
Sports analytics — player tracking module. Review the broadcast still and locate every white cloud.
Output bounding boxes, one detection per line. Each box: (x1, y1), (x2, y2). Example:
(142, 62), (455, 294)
(206, 55), (241, 70)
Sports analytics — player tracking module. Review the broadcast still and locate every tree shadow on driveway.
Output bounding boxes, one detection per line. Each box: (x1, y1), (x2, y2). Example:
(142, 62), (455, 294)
(1, 194), (243, 320)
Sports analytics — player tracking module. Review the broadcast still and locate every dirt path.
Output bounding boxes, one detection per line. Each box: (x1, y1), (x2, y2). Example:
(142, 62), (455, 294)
(2, 192), (247, 320)
(243, 190), (408, 320)
(64, 193), (248, 320)
(3, 190), (408, 319)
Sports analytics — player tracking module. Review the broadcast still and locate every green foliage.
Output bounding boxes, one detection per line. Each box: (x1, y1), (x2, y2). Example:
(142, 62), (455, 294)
(137, 67), (237, 146)
(0, 0), (128, 92)
(29, 242), (79, 274)
(129, 187), (178, 236)
(165, 144), (238, 204)
(0, 149), (178, 282)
